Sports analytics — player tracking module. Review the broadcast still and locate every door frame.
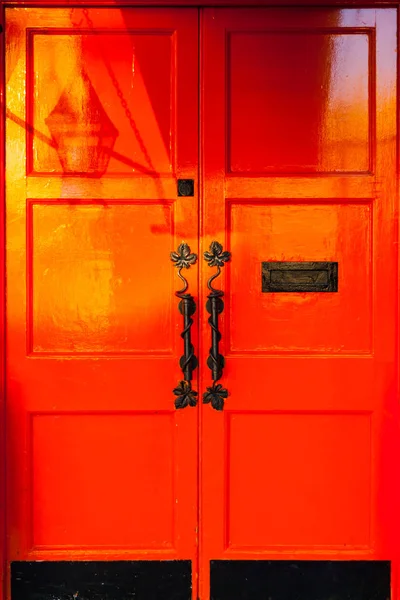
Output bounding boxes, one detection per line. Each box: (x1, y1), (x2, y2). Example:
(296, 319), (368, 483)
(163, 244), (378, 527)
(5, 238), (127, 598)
(0, 0), (398, 5)
(0, 2), (399, 600)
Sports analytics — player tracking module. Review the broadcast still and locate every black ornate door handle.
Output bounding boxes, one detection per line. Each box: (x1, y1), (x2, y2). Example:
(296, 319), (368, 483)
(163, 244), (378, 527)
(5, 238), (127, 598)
(203, 241), (231, 411)
(171, 243), (198, 409)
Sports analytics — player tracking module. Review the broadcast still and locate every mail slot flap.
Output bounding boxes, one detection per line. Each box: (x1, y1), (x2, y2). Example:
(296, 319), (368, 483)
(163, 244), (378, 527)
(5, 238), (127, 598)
(262, 262), (338, 292)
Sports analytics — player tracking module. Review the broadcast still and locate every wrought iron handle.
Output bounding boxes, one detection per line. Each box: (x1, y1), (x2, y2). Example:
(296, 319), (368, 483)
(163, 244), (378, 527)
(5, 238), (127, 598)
(171, 243), (198, 409)
(203, 241), (231, 411)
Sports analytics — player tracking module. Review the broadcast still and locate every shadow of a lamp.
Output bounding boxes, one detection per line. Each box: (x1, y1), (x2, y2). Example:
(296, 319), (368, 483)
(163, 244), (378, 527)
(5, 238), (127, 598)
(45, 71), (119, 178)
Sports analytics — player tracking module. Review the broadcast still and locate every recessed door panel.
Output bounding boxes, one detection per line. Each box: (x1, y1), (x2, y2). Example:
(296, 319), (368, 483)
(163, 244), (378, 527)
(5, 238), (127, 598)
(30, 31), (174, 176)
(228, 30), (371, 174)
(228, 201), (372, 353)
(29, 202), (174, 354)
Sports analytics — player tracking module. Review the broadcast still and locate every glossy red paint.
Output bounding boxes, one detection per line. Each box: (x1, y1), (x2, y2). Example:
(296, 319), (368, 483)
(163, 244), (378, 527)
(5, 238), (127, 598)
(3, 4), (400, 600)
(5, 3), (199, 593)
(200, 7), (400, 599)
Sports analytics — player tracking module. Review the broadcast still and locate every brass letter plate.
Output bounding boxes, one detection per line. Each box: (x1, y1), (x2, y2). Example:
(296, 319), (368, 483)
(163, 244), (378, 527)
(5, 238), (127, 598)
(262, 262), (338, 293)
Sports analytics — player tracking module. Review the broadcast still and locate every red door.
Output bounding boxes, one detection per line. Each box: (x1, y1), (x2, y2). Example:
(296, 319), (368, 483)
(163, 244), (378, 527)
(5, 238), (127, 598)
(5, 6), (199, 599)
(201, 7), (400, 600)
(5, 5), (400, 600)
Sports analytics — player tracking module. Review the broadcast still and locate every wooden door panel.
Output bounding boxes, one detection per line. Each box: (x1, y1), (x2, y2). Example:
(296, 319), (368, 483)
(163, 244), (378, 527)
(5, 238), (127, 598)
(228, 29), (370, 174)
(32, 413), (175, 548)
(227, 412), (371, 549)
(30, 32), (173, 176)
(6, 7), (199, 583)
(29, 202), (174, 355)
(228, 202), (372, 354)
(202, 7), (399, 599)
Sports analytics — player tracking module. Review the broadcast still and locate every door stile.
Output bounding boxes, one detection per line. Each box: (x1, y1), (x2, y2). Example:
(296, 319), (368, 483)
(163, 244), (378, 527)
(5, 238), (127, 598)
(198, 7), (206, 599)
(0, 4), (6, 600)
(199, 11), (228, 599)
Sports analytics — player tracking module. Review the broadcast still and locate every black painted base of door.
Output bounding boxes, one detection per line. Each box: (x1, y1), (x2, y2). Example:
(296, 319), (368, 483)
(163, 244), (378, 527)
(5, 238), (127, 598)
(210, 560), (390, 600)
(11, 561), (192, 600)
(11, 559), (391, 600)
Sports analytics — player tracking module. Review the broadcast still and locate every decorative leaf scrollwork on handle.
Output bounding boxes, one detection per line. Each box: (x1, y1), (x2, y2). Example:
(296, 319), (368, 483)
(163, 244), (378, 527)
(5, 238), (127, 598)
(203, 241), (231, 411)
(173, 380), (198, 410)
(171, 243), (198, 409)
(203, 382), (229, 412)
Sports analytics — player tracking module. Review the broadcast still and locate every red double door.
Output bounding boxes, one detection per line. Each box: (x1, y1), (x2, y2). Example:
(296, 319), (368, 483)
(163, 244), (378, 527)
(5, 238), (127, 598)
(5, 6), (400, 600)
